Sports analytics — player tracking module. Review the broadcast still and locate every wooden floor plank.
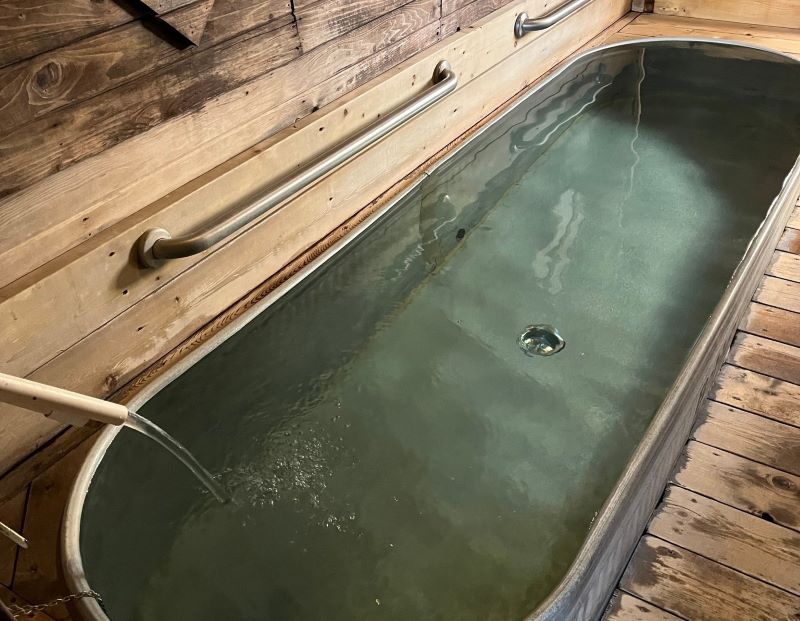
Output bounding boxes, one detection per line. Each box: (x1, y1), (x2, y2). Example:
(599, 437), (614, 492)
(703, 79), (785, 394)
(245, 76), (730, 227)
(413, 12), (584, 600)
(648, 486), (800, 595)
(712, 364), (800, 428)
(672, 440), (800, 531)
(0, 584), (55, 620)
(0, 488), (27, 587)
(13, 447), (90, 620)
(740, 303), (800, 349)
(604, 591), (684, 621)
(778, 228), (800, 255)
(694, 401), (800, 477)
(768, 251), (800, 284)
(728, 332), (800, 385)
(755, 276), (800, 314)
(789, 206), (800, 230)
(621, 535), (800, 621)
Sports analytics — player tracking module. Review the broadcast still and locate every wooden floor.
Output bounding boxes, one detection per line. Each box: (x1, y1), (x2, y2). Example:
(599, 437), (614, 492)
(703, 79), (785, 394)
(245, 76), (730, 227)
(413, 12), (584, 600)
(2, 11), (800, 621)
(604, 204), (800, 619)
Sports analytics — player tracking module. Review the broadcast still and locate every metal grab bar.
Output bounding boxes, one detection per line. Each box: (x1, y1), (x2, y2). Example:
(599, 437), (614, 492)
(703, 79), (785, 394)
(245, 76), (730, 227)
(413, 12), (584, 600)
(514, 0), (592, 38)
(136, 60), (458, 268)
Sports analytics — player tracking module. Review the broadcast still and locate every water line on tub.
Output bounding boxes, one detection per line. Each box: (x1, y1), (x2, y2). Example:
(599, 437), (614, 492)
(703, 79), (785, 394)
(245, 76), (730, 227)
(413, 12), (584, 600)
(125, 410), (229, 503)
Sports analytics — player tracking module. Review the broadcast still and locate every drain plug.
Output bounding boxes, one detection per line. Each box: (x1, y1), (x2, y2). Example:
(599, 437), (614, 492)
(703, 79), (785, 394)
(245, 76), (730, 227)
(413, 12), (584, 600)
(519, 324), (565, 357)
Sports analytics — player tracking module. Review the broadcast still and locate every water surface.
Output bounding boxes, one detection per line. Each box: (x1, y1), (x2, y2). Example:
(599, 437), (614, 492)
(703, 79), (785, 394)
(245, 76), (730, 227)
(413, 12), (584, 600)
(81, 42), (800, 621)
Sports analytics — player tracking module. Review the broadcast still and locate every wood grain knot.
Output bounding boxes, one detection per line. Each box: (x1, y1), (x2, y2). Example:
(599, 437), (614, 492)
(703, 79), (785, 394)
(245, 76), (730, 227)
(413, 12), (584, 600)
(32, 62), (63, 98)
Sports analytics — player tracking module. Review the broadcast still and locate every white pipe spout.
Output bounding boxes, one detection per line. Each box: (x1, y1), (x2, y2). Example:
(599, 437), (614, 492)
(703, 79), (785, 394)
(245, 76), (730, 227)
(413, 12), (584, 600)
(0, 372), (128, 427)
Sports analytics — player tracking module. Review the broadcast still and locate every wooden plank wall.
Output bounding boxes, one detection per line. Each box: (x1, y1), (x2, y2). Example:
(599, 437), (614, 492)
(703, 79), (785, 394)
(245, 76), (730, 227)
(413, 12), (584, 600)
(0, 0), (622, 482)
(651, 0), (800, 29)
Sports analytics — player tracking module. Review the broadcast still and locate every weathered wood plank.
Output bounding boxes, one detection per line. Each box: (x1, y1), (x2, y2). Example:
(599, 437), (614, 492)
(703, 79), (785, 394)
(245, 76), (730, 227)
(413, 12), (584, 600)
(0, 584), (54, 620)
(768, 250), (800, 284)
(729, 332), (800, 385)
(754, 276), (800, 314)
(0, 17), (301, 202)
(711, 364), (800, 428)
(139, 0), (201, 14)
(0, 488), (26, 586)
(0, 0), (443, 289)
(789, 205), (800, 229)
(653, 0), (800, 30)
(603, 591), (683, 621)
(741, 302), (800, 349)
(13, 447), (90, 620)
(622, 13), (800, 54)
(779, 228), (800, 254)
(648, 486), (800, 595)
(295, 0), (414, 51)
(0, 0), (145, 69)
(158, 0), (216, 45)
(0, 426), (96, 506)
(0, 0), (291, 134)
(621, 535), (800, 621)
(0, 0), (629, 476)
(694, 400), (800, 477)
(441, 0), (513, 38)
(673, 440), (800, 531)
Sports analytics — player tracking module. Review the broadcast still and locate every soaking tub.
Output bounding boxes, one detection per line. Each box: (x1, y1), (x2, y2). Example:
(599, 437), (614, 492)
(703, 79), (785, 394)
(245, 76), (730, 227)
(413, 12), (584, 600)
(63, 39), (800, 621)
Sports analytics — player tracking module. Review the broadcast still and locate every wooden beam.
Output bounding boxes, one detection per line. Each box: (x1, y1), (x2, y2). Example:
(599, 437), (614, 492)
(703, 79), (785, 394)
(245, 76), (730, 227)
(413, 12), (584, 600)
(694, 400), (800, 477)
(741, 302), (800, 349)
(711, 364), (800, 428)
(620, 536), (800, 621)
(0, 0), (630, 477)
(672, 440), (800, 531)
(0, 0), (291, 134)
(653, 0), (800, 30)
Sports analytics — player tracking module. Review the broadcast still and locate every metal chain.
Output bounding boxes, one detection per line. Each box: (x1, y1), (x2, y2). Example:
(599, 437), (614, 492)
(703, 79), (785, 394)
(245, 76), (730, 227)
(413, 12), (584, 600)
(8, 590), (104, 618)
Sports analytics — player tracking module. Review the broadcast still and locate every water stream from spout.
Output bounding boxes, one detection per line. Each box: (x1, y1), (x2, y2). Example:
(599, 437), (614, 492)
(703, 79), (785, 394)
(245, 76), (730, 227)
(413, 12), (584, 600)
(125, 410), (228, 503)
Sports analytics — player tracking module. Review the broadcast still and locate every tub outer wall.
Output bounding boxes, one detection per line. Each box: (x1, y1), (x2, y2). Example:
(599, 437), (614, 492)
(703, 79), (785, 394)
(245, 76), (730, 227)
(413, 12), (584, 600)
(61, 38), (800, 621)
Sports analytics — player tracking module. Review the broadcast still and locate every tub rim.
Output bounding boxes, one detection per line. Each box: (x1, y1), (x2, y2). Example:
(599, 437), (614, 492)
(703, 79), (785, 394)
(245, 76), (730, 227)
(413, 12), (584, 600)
(61, 36), (800, 621)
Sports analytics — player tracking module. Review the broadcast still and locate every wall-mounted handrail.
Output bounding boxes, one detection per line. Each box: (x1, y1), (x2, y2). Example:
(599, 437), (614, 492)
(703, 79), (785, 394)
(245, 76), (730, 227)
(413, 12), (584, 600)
(514, 0), (592, 38)
(136, 60), (458, 268)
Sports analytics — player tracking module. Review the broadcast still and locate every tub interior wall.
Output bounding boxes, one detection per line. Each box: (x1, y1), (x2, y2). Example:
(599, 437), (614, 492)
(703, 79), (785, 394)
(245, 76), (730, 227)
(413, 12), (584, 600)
(79, 44), (800, 621)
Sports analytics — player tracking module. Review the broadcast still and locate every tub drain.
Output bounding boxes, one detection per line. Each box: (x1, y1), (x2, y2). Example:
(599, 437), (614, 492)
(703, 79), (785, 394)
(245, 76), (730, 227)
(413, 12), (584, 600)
(519, 324), (565, 357)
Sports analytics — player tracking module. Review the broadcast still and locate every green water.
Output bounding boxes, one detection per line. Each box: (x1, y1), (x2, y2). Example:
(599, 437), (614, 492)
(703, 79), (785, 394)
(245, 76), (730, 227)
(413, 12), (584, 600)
(81, 43), (800, 620)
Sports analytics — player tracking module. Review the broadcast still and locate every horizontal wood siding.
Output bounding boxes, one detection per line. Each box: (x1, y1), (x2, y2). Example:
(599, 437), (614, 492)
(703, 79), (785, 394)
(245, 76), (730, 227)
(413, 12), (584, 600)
(0, 0), (631, 479)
